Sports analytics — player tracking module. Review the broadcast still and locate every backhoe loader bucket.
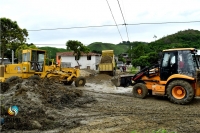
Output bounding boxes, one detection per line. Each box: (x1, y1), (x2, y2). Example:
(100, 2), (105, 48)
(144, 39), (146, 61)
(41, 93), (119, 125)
(111, 74), (135, 87)
(111, 76), (121, 87)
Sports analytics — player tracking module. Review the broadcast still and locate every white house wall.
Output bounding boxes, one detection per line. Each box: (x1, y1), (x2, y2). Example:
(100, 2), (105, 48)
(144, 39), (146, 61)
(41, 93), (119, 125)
(61, 55), (100, 70)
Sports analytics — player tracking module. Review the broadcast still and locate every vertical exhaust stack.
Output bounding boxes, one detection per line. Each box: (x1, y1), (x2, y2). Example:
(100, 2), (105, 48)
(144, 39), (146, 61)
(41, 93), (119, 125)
(12, 50), (14, 64)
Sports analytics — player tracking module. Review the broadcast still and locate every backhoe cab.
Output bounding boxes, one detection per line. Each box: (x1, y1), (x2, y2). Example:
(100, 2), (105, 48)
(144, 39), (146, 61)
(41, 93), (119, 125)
(112, 48), (200, 104)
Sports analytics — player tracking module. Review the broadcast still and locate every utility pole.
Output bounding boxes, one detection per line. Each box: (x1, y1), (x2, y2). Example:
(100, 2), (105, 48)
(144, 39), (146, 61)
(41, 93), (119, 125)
(12, 50), (14, 64)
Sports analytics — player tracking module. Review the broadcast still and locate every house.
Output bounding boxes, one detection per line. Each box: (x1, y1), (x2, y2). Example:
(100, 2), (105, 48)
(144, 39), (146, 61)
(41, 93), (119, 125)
(119, 53), (132, 65)
(56, 52), (101, 70)
(197, 49), (200, 61)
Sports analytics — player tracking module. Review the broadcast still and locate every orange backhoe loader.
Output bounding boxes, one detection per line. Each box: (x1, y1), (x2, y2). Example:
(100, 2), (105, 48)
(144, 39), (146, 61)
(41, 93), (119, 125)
(112, 48), (200, 104)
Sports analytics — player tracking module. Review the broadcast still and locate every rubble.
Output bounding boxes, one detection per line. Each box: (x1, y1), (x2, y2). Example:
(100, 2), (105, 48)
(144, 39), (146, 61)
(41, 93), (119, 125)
(0, 73), (96, 131)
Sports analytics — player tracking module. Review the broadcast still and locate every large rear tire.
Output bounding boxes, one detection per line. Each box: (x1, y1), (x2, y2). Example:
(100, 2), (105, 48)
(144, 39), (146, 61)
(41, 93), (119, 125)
(166, 80), (194, 105)
(75, 76), (86, 87)
(132, 83), (148, 99)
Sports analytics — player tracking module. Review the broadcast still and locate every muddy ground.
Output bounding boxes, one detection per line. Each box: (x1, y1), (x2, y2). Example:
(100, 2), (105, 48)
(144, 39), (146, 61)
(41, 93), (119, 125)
(0, 70), (200, 133)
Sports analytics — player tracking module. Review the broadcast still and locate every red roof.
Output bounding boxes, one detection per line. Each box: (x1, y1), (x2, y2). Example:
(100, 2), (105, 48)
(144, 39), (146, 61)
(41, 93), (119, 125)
(57, 52), (100, 56)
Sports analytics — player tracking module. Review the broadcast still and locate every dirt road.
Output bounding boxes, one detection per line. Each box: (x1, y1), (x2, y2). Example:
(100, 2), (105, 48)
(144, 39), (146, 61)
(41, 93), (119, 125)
(1, 73), (200, 133)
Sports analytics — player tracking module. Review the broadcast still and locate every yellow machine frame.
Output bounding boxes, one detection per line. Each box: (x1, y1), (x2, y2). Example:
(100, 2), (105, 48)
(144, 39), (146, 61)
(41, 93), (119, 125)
(0, 49), (85, 87)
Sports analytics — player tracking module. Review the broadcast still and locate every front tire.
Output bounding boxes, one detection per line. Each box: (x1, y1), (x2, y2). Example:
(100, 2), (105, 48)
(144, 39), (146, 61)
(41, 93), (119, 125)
(75, 76), (86, 87)
(166, 80), (194, 104)
(132, 83), (148, 99)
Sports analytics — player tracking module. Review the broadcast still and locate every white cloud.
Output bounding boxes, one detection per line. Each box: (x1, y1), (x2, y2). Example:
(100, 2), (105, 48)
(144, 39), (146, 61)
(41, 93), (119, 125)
(1, 0), (200, 47)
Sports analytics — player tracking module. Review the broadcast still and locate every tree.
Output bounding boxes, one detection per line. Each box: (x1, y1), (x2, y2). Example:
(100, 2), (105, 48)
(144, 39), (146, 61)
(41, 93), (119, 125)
(66, 40), (90, 67)
(15, 43), (37, 57)
(0, 17), (28, 64)
(132, 56), (150, 69)
(92, 50), (101, 54)
(130, 44), (145, 59)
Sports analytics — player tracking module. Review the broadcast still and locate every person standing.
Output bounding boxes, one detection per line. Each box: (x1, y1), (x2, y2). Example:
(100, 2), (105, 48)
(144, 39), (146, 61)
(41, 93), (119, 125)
(124, 65), (126, 72)
(122, 65), (125, 72)
(120, 66), (123, 72)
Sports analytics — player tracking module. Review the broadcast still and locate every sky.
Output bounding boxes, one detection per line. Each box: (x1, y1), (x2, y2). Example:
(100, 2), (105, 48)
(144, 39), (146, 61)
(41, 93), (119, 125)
(1, 0), (200, 48)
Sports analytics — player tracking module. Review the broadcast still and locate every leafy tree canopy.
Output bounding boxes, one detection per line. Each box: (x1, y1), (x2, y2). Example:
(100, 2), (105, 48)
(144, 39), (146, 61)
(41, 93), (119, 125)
(130, 29), (200, 68)
(66, 40), (90, 60)
(0, 17), (28, 64)
(15, 43), (37, 58)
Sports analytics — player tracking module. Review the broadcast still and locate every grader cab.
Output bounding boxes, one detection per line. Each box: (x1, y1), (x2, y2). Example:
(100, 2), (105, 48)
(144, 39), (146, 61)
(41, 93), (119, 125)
(112, 48), (200, 104)
(0, 49), (86, 87)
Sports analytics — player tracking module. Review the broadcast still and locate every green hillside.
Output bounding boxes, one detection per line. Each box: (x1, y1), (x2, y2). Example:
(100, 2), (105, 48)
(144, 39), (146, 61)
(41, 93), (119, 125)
(38, 29), (200, 67)
(39, 46), (68, 59)
(87, 42), (129, 55)
(130, 29), (200, 68)
(148, 29), (200, 52)
(87, 30), (200, 56)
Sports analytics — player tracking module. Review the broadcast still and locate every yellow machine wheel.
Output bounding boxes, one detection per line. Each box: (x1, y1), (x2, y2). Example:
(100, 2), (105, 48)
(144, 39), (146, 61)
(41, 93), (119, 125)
(75, 76), (86, 87)
(132, 83), (148, 99)
(172, 86), (186, 99)
(167, 80), (194, 104)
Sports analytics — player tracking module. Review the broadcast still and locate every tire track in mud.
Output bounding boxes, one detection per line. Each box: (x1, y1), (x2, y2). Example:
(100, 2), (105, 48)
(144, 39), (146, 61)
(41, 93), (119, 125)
(59, 88), (200, 133)
(65, 74), (200, 133)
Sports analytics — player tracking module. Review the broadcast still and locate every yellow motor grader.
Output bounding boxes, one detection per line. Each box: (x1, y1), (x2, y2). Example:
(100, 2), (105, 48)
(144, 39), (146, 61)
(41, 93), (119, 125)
(112, 48), (200, 104)
(0, 49), (86, 87)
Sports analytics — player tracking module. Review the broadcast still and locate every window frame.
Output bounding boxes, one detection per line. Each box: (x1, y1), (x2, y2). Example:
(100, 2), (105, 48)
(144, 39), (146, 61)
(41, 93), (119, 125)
(87, 55), (91, 60)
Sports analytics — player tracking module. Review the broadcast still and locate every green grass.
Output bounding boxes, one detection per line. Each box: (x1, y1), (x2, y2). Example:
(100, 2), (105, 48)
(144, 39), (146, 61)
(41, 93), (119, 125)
(128, 67), (139, 74)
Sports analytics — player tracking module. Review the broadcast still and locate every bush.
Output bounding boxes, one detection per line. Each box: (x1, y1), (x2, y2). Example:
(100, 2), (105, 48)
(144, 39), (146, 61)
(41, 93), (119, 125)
(129, 67), (139, 74)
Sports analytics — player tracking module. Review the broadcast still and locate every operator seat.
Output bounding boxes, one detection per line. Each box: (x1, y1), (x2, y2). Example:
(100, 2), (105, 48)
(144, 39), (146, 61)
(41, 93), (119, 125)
(179, 61), (184, 69)
(171, 63), (178, 74)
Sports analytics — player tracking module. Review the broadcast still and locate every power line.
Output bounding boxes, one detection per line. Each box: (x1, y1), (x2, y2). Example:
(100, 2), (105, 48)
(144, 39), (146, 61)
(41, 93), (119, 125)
(117, 0), (129, 41)
(25, 21), (200, 31)
(127, 21), (200, 25)
(28, 24), (123, 31)
(106, 0), (123, 42)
